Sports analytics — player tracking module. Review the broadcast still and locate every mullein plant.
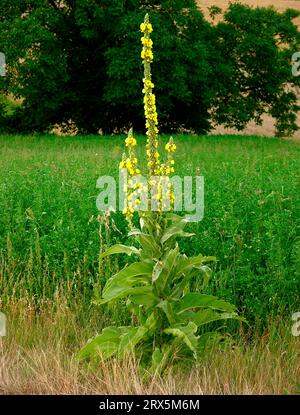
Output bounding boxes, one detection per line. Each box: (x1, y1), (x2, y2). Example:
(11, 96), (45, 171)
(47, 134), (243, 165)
(79, 15), (245, 375)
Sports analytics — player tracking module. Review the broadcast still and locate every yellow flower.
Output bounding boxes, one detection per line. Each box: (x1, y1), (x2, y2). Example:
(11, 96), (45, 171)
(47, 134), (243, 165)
(147, 23), (153, 33)
(119, 14), (177, 221)
(125, 136), (137, 147)
(165, 143), (176, 153)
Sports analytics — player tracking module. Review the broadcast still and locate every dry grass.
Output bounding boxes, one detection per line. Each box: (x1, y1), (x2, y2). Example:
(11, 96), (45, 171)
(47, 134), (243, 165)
(0, 301), (299, 395)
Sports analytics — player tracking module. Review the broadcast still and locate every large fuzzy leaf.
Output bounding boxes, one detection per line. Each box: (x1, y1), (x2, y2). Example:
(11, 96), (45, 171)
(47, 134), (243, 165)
(191, 309), (246, 327)
(164, 322), (199, 359)
(118, 316), (157, 356)
(152, 247), (178, 294)
(175, 255), (216, 276)
(171, 265), (213, 298)
(161, 218), (194, 244)
(104, 261), (153, 291)
(98, 261), (154, 304)
(99, 285), (153, 305)
(129, 229), (159, 257)
(130, 289), (157, 308)
(77, 327), (125, 360)
(157, 300), (177, 325)
(118, 327), (144, 356)
(100, 244), (140, 258)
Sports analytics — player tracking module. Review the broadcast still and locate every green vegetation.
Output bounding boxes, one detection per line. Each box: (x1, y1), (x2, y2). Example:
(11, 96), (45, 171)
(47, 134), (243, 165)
(0, 134), (299, 331)
(0, 1), (299, 135)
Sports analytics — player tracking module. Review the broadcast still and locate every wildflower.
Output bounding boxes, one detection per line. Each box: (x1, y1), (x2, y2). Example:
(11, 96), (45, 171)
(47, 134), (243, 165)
(165, 142), (176, 153)
(125, 136), (137, 147)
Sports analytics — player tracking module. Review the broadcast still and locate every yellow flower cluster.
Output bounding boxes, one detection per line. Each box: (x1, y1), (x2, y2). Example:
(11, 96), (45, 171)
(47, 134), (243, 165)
(119, 128), (142, 220)
(140, 22), (153, 34)
(125, 135), (137, 147)
(141, 49), (153, 63)
(165, 142), (176, 153)
(161, 138), (176, 175)
(141, 22), (154, 64)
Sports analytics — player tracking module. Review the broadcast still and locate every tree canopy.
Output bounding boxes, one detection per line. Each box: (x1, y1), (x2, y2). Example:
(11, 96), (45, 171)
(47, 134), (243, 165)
(0, 0), (299, 136)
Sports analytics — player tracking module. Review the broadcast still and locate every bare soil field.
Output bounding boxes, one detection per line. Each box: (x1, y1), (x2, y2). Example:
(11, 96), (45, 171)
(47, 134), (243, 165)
(197, 0), (300, 138)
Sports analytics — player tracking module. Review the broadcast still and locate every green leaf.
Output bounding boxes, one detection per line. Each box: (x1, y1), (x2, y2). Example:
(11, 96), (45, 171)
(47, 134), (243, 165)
(77, 327), (123, 360)
(100, 244), (140, 258)
(99, 285), (153, 305)
(176, 293), (237, 314)
(97, 261), (153, 304)
(129, 229), (159, 257)
(118, 327), (141, 356)
(164, 322), (198, 359)
(157, 300), (177, 325)
(104, 261), (153, 291)
(152, 247), (178, 294)
(119, 313), (157, 358)
(146, 344), (174, 378)
(191, 309), (246, 327)
(175, 255), (216, 276)
(152, 261), (163, 284)
(129, 285), (157, 307)
(161, 219), (194, 244)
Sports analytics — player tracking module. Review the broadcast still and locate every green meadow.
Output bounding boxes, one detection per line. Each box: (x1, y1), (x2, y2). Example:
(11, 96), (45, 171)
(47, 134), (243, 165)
(0, 134), (299, 324)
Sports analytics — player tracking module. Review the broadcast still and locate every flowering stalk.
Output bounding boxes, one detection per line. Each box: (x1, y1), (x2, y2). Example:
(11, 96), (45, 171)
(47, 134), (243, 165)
(141, 14), (160, 177)
(120, 14), (177, 220)
(119, 128), (141, 220)
(79, 14), (242, 376)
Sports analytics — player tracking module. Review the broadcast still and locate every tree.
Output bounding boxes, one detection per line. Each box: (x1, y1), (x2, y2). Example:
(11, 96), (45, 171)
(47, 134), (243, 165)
(211, 4), (300, 136)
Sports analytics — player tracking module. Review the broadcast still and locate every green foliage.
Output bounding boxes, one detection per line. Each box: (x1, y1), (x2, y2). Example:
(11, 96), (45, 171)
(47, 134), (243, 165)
(212, 4), (300, 137)
(0, 1), (299, 135)
(78, 212), (244, 373)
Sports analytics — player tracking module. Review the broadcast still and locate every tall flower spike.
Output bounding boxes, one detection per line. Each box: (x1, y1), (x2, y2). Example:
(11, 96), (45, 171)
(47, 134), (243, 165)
(141, 14), (160, 177)
(120, 14), (177, 221)
(120, 128), (140, 221)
